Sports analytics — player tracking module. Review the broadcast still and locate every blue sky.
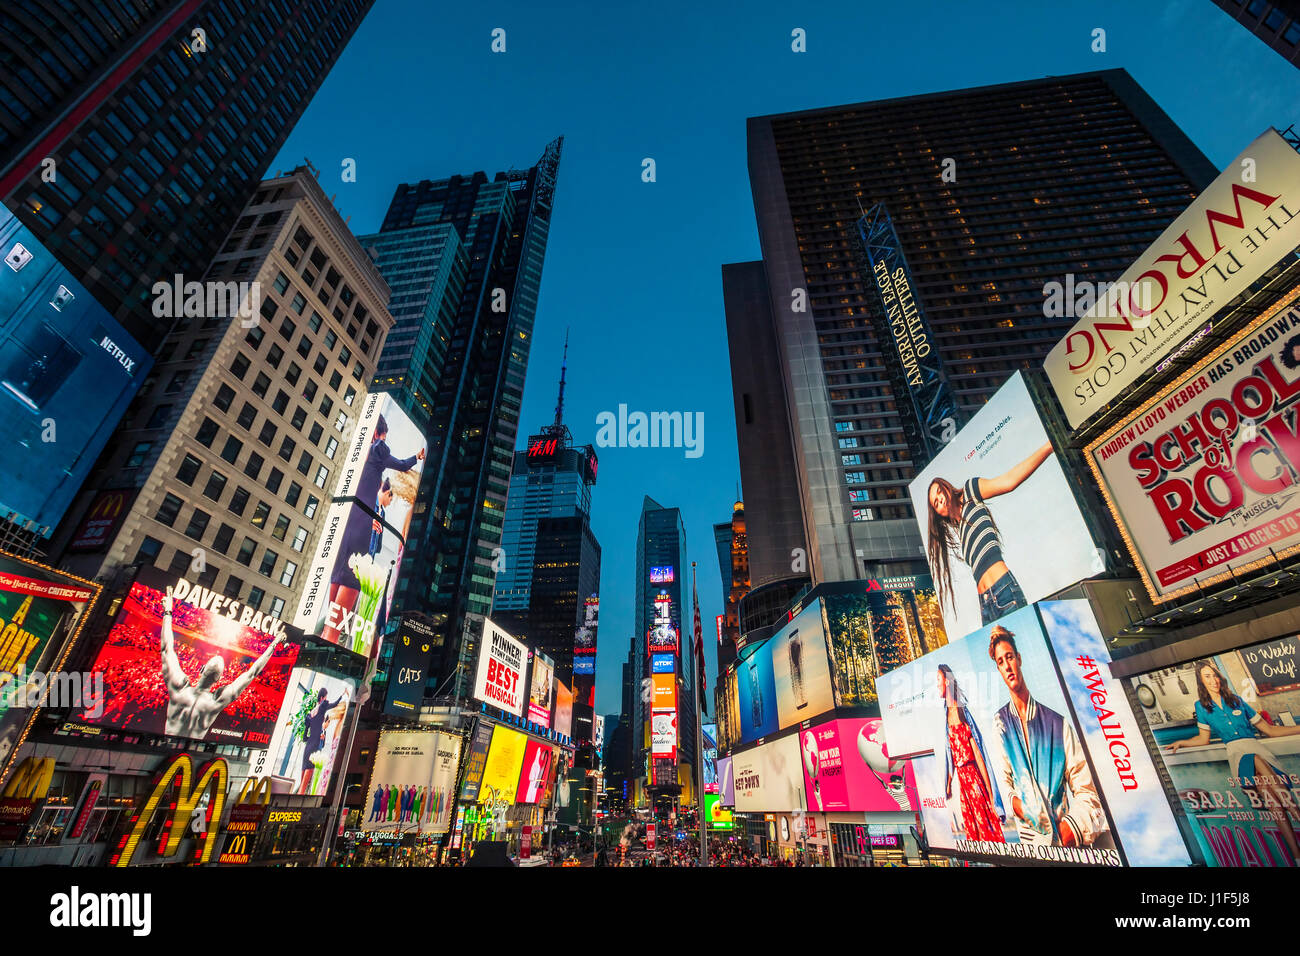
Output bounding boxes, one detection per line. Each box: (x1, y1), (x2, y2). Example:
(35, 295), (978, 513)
(272, 0), (1300, 717)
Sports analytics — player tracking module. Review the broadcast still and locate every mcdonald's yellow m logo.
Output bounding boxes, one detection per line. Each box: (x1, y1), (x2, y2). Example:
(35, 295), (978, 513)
(1, 756), (54, 800)
(236, 775), (272, 806)
(219, 832), (250, 864)
(112, 753), (227, 867)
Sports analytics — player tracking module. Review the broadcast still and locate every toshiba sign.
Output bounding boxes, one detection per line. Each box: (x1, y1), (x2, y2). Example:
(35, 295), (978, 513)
(1045, 129), (1300, 429)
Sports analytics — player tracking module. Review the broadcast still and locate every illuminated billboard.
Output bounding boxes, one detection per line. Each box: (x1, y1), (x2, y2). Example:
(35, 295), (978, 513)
(909, 372), (1099, 638)
(516, 739), (556, 804)
(292, 391), (426, 657)
(0, 207), (151, 534)
(79, 570), (300, 747)
(0, 553), (100, 780)
(648, 594), (678, 653)
(651, 672), (677, 710)
(1128, 633), (1300, 867)
(363, 730), (462, 834)
(704, 792), (733, 831)
(651, 711), (677, 758)
(1087, 287), (1300, 602)
(878, 601), (1189, 866)
(1045, 128), (1300, 429)
(702, 722), (718, 793)
(479, 724), (527, 806)
(528, 653), (554, 728)
(574, 594), (598, 674)
(650, 566), (674, 584)
(798, 717), (917, 813)
(252, 667), (354, 796)
(472, 618), (527, 717)
(651, 653), (675, 674)
(458, 721), (495, 803)
(554, 681), (574, 740)
(732, 733), (805, 813)
(384, 615), (434, 717)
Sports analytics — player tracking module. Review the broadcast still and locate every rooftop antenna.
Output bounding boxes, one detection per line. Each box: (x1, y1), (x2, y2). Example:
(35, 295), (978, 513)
(553, 327), (569, 429)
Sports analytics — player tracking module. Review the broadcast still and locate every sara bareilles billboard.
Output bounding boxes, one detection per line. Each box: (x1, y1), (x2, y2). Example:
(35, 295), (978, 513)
(293, 392), (426, 657)
(1087, 287), (1300, 601)
(79, 569), (300, 747)
(473, 618), (527, 717)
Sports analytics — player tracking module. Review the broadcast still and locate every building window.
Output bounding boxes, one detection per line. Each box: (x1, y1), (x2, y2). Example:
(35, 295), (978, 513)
(266, 468), (284, 493)
(155, 494), (183, 527)
(247, 587), (265, 610)
(237, 402), (257, 430)
(851, 508), (874, 522)
(845, 472), (865, 484)
(285, 363), (301, 386)
(270, 596), (286, 617)
(258, 420), (277, 446)
(304, 496), (319, 519)
(278, 436), (296, 462)
(272, 390), (290, 415)
(250, 501), (270, 529)
(213, 523), (235, 554)
(291, 406), (308, 430)
(133, 536), (163, 565)
(202, 470), (227, 502)
(184, 509), (210, 541)
(285, 482), (303, 507)
(313, 465), (329, 489)
(849, 490), (868, 502)
(838, 437), (859, 449)
(146, 405), (173, 429)
(842, 454), (862, 466)
(334, 412), (348, 433)
(291, 527), (308, 552)
(126, 441), (152, 467)
(172, 454), (201, 487)
(252, 372), (271, 398)
(236, 538), (256, 566)
(343, 385), (356, 406)
(230, 352), (251, 380)
(214, 383), (236, 412)
(835, 421), (855, 432)
(324, 437), (339, 459)
(223, 575), (244, 599)
(279, 560), (297, 587)
(272, 515), (290, 541)
(196, 418), (220, 447)
(259, 550), (278, 576)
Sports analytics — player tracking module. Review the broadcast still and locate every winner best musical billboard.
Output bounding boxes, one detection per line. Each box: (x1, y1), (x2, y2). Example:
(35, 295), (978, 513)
(878, 601), (1188, 867)
(293, 392), (426, 658)
(909, 371), (1100, 640)
(79, 569), (300, 747)
(1088, 286), (1300, 602)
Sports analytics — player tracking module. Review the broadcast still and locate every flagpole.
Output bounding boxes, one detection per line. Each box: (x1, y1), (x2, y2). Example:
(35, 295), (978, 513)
(693, 561), (708, 868)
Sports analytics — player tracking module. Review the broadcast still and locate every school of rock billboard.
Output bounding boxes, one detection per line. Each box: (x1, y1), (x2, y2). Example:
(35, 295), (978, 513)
(1045, 128), (1300, 429)
(878, 601), (1188, 866)
(1087, 286), (1300, 602)
(78, 569), (301, 748)
(292, 392), (426, 658)
(1129, 632), (1300, 867)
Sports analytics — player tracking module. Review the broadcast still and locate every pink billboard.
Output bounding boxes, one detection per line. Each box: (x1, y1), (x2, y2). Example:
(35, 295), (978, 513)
(798, 717), (917, 813)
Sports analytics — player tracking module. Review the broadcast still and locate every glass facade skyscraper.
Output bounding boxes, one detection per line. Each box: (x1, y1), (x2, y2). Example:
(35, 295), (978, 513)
(3, 0), (376, 344)
(365, 137), (563, 702)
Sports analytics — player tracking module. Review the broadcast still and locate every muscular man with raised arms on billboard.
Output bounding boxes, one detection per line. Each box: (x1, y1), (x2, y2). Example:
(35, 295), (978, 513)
(161, 587), (285, 740)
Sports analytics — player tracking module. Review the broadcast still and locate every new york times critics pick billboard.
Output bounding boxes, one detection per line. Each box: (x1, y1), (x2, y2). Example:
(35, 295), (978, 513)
(293, 392), (426, 657)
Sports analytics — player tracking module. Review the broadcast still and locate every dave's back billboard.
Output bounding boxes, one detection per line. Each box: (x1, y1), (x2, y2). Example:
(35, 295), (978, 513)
(79, 568), (301, 747)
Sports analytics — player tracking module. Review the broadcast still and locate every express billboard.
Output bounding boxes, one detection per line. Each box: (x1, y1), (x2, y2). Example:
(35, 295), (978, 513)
(472, 618), (527, 717)
(1129, 633), (1300, 867)
(252, 668), (353, 795)
(1045, 128), (1300, 429)
(363, 730), (462, 834)
(0, 207), (151, 533)
(79, 570), (300, 747)
(1087, 287), (1300, 602)
(798, 717), (918, 813)
(878, 601), (1188, 866)
(909, 372), (1100, 639)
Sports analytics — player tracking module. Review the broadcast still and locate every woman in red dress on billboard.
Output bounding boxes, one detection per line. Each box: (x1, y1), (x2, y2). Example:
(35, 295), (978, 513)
(940, 664), (1005, 842)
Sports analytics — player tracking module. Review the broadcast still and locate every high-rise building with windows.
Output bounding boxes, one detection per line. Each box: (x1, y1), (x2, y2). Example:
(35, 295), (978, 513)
(55, 168), (392, 623)
(731, 69), (1217, 582)
(632, 496), (693, 797)
(2, 0), (375, 345)
(1211, 0), (1300, 67)
(364, 137), (563, 701)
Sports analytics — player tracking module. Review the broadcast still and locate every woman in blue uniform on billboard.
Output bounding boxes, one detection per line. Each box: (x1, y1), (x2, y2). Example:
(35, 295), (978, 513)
(1165, 660), (1300, 864)
(323, 414), (424, 650)
(925, 442), (1053, 626)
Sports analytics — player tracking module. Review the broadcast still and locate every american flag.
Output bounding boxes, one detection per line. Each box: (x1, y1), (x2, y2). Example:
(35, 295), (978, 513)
(693, 572), (707, 716)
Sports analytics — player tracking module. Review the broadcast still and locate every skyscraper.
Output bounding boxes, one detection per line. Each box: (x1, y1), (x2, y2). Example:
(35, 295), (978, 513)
(3, 0), (376, 344)
(732, 70), (1217, 582)
(364, 137), (563, 700)
(633, 496), (693, 796)
(1211, 0), (1300, 67)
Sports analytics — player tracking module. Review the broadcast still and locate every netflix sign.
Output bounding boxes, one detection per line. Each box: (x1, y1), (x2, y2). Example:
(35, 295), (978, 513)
(472, 618), (527, 717)
(1046, 128), (1300, 428)
(1088, 286), (1300, 601)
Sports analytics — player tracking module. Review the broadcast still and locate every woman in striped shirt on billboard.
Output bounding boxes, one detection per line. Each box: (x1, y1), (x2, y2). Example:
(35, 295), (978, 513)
(926, 442), (1053, 627)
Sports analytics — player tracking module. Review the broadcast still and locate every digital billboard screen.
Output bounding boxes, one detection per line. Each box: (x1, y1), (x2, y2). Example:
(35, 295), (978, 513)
(908, 372), (1099, 640)
(79, 570), (300, 747)
(651, 711), (677, 758)
(798, 717), (917, 813)
(478, 724), (527, 806)
(648, 594), (678, 653)
(732, 733), (805, 813)
(363, 730), (461, 834)
(458, 720), (495, 803)
(384, 615), (434, 717)
(650, 566), (674, 584)
(704, 792), (733, 831)
(528, 653), (554, 728)
(472, 618), (527, 717)
(1129, 632), (1300, 867)
(516, 739), (556, 804)
(252, 667), (354, 796)
(0, 207), (151, 534)
(878, 601), (1188, 866)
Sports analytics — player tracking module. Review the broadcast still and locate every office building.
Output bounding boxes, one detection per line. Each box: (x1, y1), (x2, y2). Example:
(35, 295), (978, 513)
(733, 70), (1217, 582)
(1211, 0), (1300, 67)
